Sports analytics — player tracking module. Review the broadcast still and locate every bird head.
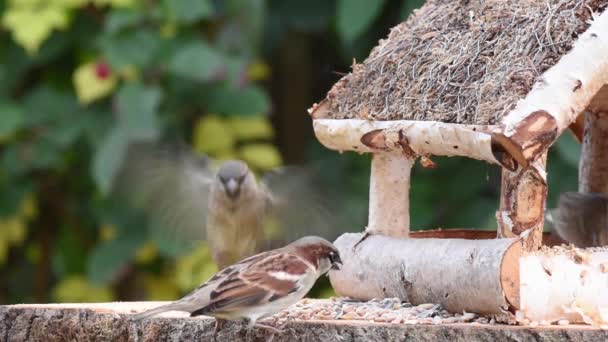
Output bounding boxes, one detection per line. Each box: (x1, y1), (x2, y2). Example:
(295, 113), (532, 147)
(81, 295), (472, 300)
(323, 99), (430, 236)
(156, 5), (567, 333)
(216, 160), (252, 200)
(290, 236), (342, 273)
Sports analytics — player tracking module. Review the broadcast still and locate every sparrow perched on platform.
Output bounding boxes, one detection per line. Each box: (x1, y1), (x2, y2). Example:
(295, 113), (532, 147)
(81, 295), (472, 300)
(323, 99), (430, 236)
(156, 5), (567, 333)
(548, 192), (608, 247)
(117, 143), (343, 268)
(131, 236), (342, 335)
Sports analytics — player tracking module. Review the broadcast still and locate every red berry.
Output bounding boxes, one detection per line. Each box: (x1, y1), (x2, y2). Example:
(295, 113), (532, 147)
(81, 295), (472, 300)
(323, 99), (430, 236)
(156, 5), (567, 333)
(95, 62), (111, 80)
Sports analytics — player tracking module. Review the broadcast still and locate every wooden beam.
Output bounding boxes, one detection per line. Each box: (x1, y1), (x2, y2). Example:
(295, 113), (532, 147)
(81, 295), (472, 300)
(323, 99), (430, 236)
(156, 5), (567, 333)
(312, 118), (497, 163)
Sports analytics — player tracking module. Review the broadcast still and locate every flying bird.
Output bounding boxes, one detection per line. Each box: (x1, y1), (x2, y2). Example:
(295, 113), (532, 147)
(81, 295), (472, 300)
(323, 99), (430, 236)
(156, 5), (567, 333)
(547, 192), (608, 248)
(116, 143), (344, 268)
(131, 236), (342, 337)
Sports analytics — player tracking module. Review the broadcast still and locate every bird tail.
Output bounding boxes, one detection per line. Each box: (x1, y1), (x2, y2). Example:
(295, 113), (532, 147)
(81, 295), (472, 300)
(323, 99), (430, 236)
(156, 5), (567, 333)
(131, 302), (186, 321)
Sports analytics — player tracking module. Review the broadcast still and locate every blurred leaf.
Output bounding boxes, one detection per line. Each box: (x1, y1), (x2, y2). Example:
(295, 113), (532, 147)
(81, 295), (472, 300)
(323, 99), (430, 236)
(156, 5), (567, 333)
(168, 41), (225, 82)
(93, 0), (136, 8)
(336, 0), (386, 43)
(247, 60), (271, 81)
(18, 193), (37, 221)
(23, 86), (80, 126)
(144, 273), (180, 300)
(269, 0), (332, 32)
(228, 116), (273, 140)
(2, 217), (27, 246)
(175, 243), (217, 292)
(400, 0), (425, 19)
(193, 115), (235, 155)
(87, 230), (142, 284)
(134, 241), (158, 264)
(555, 133), (581, 168)
(2, 3), (70, 54)
(205, 85), (270, 116)
(238, 143), (282, 170)
(0, 239), (8, 265)
(0, 101), (23, 139)
(115, 83), (162, 140)
(73, 61), (118, 104)
(93, 125), (129, 194)
(163, 0), (214, 24)
(53, 276), (114, 303)
(105, 9), (143, 33)
(99, 223), (118, 241)
(100, 29), (161, 69)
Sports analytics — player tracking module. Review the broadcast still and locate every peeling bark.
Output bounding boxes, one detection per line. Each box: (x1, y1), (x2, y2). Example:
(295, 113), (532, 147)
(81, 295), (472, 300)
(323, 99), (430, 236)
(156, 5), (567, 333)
(491, 111), (557, 170)
(497, 153), (548, 251)
(368, 153), (412, 237)
(329, 233), (522, 317)
(312, 119), (497, 163)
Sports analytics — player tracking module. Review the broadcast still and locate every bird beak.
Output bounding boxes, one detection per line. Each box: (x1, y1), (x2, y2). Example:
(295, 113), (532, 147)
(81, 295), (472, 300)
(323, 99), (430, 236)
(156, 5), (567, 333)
(225, 178), (239, 198)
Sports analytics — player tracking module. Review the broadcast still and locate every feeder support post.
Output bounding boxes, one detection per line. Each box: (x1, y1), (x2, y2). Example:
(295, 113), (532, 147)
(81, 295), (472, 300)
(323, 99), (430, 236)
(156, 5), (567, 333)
(367, 152), (413, 238)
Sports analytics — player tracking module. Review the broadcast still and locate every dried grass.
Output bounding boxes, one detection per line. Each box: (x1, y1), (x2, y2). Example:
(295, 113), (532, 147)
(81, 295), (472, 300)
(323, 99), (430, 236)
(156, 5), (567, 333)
(324, 0), (607, 124)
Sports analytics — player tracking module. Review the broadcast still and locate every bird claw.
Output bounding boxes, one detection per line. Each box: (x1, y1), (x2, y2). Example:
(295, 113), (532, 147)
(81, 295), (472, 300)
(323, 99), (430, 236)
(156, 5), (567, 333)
(213, 318), (227, 342)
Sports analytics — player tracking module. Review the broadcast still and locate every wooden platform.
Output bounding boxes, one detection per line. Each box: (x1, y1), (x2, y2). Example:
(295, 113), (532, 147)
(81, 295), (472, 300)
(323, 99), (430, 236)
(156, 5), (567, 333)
(1, 302), (607, 341)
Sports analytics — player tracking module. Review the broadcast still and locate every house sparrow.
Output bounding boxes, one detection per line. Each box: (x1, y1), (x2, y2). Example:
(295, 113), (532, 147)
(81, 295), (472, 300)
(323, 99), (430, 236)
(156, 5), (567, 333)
(547, 192), (608, 247)
(116, 143), (343, 268)
(131, 236), (342, 336)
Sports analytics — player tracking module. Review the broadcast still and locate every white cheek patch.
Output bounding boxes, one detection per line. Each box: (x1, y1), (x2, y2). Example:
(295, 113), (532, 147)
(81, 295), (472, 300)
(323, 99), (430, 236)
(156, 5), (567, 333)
(268, 271), (303, 282)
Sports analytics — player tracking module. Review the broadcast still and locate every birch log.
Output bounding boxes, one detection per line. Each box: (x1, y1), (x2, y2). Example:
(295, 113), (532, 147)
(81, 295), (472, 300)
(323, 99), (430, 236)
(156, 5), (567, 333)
(580, 85), (608, 193)
(367, 153), (412, 237)
(312, 118), (497, 164)
(491, 11), (608, 170)
(519, 246), (608, 326)
(497, 153), (548, 251)
(329, 233), (522, 318)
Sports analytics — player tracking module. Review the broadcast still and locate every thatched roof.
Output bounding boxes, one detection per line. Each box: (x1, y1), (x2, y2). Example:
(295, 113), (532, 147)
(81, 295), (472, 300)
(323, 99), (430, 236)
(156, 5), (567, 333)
(318, 0), (607, 125)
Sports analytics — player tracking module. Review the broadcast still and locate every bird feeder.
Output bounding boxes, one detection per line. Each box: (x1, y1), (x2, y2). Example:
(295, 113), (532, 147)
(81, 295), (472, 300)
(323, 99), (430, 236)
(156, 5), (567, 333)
(311, 0), (608, 324)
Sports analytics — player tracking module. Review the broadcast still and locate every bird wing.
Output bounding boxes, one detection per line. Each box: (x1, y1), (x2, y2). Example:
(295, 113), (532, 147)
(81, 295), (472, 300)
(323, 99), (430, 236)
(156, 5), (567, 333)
(114, 142), (215, 255)
(551, 192), (608, 247)
(196, 252), (310, 316)
(260, 164), (352, 247)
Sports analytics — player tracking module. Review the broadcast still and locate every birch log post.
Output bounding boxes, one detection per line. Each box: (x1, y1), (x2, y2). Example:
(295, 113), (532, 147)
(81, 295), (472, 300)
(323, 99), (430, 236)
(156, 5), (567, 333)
(329, 233), (522, 319)
(580, 85), (608, 194)
(490, 11), (608, 170)
(497, 153), (548, 251)
(367, 153), (413, 237)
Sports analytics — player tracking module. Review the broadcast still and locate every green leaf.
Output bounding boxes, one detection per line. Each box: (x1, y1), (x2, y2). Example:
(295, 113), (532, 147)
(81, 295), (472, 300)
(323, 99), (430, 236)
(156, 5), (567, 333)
(167, 41), (225, 82)
(99, 29), (161, 69)
(105, 9), (143, 33)
(92, 125), (129, 194)
(205, 85), (270, 116)
(0, 101), (23, 138)
(115, 83), (162, 140)
(163, 0), (214, 24)
(87, 231), (143, 285)
(336, 0), (386, 43)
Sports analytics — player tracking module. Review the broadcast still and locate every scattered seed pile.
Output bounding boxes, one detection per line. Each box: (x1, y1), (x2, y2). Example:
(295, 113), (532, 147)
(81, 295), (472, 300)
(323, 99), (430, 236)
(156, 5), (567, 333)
(323, 0), (607, 125)
(273, 298), (491, 326)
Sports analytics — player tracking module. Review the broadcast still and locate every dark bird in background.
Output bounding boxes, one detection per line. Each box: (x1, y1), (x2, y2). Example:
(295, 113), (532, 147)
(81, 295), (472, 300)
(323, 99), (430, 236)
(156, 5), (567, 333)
(131, 236), (342, 337)
(547, 192), (608, 248)
(116, 143), (346, 268)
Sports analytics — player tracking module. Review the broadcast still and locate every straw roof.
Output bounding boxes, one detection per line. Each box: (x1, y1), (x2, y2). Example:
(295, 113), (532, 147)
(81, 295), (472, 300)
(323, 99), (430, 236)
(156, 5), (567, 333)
(320, 0), (607, 125)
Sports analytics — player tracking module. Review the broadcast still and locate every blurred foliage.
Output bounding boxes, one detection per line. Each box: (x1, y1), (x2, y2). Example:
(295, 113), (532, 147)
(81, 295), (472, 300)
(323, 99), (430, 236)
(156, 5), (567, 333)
(0, 0), (579, 305)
